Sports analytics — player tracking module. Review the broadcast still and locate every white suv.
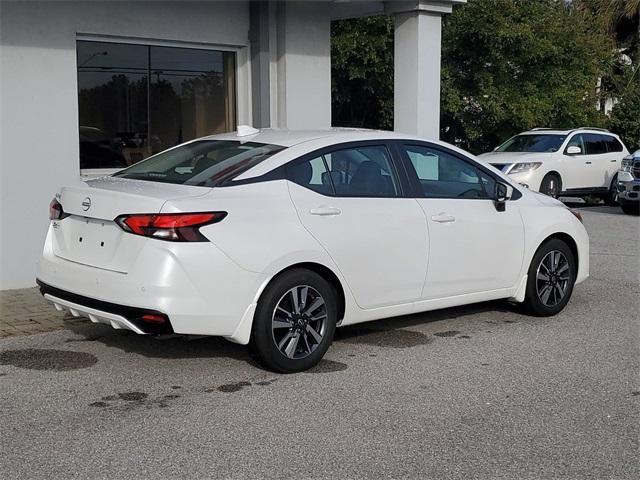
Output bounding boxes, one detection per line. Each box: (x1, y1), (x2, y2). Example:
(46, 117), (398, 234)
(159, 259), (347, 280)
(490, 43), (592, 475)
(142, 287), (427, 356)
(479, 128), (629, 202)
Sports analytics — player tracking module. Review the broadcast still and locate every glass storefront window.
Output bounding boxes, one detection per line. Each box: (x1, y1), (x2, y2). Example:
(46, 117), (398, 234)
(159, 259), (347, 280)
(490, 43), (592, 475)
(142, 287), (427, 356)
(77, 40), (236, 170)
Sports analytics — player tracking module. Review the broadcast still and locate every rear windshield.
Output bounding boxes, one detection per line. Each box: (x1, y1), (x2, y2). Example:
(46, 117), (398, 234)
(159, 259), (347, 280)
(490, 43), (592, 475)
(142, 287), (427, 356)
(113, 140), (285, 186)
(496, 134), (566, 153)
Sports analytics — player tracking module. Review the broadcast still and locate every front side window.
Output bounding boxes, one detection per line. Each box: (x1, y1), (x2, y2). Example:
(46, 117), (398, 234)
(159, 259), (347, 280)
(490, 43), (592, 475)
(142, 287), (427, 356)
(496, 134), (567, 153)
(584, 134), (608, 155)
(113, 140), (284, 186)
(287, 146), (400, 197)
(77, 40), (236, 170)
(566, 134), (586, 155)
(404, 145), (495, 199)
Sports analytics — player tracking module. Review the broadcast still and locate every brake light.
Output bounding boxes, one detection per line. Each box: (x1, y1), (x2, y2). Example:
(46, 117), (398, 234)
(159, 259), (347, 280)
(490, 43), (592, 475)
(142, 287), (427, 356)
(49, 198), (69, 221)
(114, 212), (226, 242)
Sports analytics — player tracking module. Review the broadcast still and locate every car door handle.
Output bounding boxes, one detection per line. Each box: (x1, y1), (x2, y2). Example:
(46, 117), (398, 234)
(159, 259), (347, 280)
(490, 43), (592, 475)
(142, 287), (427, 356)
(585, 161), (592, 164)
(431, 213), (455, 223)
(309, 206), (342, 216)
(610, 159), (618, 162)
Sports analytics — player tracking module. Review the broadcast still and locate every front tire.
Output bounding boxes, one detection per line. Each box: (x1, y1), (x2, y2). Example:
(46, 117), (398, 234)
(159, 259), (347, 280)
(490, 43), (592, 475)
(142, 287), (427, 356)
(539, 173), (562, 198)
(250, 269), (337, 373)
(604, 174), (619, 206)
(523, 238), (576, 316)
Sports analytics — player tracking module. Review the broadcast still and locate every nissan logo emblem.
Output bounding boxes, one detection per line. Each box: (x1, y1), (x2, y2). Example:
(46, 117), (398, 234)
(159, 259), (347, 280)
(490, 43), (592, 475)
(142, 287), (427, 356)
(81, 197), (92, 211)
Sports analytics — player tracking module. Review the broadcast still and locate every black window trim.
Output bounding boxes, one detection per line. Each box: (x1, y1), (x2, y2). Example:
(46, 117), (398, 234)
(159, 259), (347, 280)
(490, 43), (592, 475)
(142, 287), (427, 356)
(227, 140), (414, 199)
(394, 140), (523, 201)
(569, 132), (616, 156)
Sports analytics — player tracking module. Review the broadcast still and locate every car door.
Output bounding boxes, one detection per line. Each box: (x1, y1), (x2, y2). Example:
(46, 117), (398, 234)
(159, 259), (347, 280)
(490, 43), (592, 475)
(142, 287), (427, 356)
(584, 134), (615, 188)
(570, 134), (610, 188)
(563, 133), (596, 189)
(601, 135), (625, 186)
(398, 143), (524, 299)
(286, 142), (428, 309)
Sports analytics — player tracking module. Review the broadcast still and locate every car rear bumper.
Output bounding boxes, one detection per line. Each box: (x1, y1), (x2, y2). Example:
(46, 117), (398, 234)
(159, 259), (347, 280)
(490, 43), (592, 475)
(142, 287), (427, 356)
(37, 280), (173, 334)
(36, 225), (269, 341)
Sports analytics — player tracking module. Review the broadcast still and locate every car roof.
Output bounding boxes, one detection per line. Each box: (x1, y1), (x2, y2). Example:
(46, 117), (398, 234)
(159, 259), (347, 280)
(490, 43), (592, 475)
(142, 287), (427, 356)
(197, 128), (422, 148)
(208, 128), (503, 182)
(520, 128), (618, 136)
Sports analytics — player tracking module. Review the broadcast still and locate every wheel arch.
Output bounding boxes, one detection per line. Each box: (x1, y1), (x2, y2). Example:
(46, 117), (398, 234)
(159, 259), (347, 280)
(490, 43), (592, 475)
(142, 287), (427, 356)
(542, 170), (563, 189)
(270, 262), (346, 322)
(536, 232), (578, 269)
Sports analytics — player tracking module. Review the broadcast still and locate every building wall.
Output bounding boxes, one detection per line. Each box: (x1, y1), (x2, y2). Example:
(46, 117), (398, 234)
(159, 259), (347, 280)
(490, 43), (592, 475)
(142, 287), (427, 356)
(0, 0), (335, 290)
(0, 1), (251, 289)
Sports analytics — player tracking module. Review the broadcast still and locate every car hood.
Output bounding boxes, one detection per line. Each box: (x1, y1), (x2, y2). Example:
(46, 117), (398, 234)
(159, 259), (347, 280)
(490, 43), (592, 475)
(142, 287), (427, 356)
(478, 151), (555, 165)
(529, 189), (566, 208)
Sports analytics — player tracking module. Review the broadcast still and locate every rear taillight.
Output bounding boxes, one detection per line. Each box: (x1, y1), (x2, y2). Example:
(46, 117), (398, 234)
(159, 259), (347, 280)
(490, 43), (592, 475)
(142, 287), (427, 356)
(49, 198), (69, 221)
(114, 212), (227, 242)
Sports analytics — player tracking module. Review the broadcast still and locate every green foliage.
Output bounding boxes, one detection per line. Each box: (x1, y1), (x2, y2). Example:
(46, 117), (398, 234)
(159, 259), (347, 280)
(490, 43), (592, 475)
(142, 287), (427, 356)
(331, 16), (394, 129)
(441, 0), (614, 153)
(609, 77), (640, 150)
(330, 0), (635, 154)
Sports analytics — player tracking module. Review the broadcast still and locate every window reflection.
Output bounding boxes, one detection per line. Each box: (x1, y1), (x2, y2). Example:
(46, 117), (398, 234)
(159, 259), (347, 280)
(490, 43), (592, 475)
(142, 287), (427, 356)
(77, 40), (236, 170)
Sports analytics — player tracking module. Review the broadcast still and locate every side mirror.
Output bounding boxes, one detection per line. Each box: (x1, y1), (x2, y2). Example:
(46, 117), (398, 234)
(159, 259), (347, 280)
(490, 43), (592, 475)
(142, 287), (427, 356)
(566, 145), (582, 155)
(494, 182), (512, 212)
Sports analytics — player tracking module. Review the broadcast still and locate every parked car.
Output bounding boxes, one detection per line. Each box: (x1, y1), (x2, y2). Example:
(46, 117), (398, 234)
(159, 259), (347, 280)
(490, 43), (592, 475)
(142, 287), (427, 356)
(479, 127), (629, 202)
(617, 149), (640, 215)
(38, 129), (589, 372)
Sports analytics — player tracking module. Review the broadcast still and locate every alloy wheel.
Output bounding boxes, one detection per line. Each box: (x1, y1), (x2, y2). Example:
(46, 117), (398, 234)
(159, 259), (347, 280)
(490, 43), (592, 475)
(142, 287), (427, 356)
(271, 285), (327, 359)
(536, 250), (570, 307)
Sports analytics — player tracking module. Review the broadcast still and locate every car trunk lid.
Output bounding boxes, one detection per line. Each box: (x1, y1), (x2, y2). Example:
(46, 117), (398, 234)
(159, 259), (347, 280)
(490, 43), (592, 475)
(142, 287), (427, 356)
(52, 177), (210, 272)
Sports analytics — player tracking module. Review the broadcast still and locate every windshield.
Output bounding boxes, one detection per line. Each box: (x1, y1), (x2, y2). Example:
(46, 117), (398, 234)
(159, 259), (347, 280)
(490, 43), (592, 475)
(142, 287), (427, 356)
(496, 134), (566, 153)
(113, 140), (285, 186)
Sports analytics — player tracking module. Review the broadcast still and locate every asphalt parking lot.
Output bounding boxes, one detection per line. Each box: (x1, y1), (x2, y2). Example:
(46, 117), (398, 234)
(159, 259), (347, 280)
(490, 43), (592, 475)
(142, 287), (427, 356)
(1, 204), (638, 480)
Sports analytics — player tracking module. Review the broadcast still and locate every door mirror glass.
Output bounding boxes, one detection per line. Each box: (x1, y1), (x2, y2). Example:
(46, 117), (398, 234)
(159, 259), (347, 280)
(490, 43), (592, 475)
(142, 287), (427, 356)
(494, 182), (512, 212)
(566, 145), (582, 155)
(495, 182), (510, 202)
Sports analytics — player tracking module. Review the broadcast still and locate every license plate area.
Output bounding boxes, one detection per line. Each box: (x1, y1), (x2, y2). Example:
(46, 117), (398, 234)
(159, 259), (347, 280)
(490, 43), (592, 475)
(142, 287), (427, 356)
(52, 216), (132, 272)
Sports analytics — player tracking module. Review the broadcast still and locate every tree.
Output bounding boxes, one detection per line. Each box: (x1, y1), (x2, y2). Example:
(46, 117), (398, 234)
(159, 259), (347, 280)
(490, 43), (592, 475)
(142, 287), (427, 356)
(331, 16), (394, 130)
(440, 0), (614, 153)
(609, 84), (640, 150)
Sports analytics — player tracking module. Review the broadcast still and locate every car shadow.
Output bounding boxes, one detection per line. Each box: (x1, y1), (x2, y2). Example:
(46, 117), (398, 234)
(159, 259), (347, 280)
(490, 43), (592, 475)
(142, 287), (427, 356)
(64, 299), (523, 361)
(65, 322), (260, 366)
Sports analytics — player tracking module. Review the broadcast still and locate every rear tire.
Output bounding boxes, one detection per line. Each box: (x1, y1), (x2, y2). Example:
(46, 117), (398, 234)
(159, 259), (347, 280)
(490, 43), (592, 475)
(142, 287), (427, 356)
(250, 269), (337, 373)
(523, 238), (576, 317)
(540, 173), (561, 198)
(604, 174), (619, 206)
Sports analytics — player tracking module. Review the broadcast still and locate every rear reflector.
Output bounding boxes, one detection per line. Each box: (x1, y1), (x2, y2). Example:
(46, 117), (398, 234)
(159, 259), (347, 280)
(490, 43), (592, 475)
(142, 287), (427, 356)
(141, 314), (168, 324)
(115, 212), (227, 242)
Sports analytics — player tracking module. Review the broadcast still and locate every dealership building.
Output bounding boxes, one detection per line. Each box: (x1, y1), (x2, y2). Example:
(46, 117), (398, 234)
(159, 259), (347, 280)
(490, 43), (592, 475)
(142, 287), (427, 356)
(0, 0), (462, 290)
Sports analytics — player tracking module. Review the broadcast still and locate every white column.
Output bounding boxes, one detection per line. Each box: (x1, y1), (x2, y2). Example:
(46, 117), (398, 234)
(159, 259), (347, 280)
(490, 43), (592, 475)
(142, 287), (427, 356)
(272, 1), (331, 130)
(393, 10), (443, 139)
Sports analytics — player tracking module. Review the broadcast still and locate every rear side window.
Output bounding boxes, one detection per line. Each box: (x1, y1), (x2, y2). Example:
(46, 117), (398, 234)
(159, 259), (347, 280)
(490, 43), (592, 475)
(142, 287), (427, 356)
(603, 136), (623, 152)
(583, 134), (608, 155)
(287, 145), (400, 198)
(404, 145), (495, 199)
(113, 140), (284, 186)
(287, 156), (333, 195)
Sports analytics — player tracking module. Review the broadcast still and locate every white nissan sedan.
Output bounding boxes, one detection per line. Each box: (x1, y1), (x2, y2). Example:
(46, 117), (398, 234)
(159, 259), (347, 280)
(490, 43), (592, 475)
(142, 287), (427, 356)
(38, 129), (589, 372)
